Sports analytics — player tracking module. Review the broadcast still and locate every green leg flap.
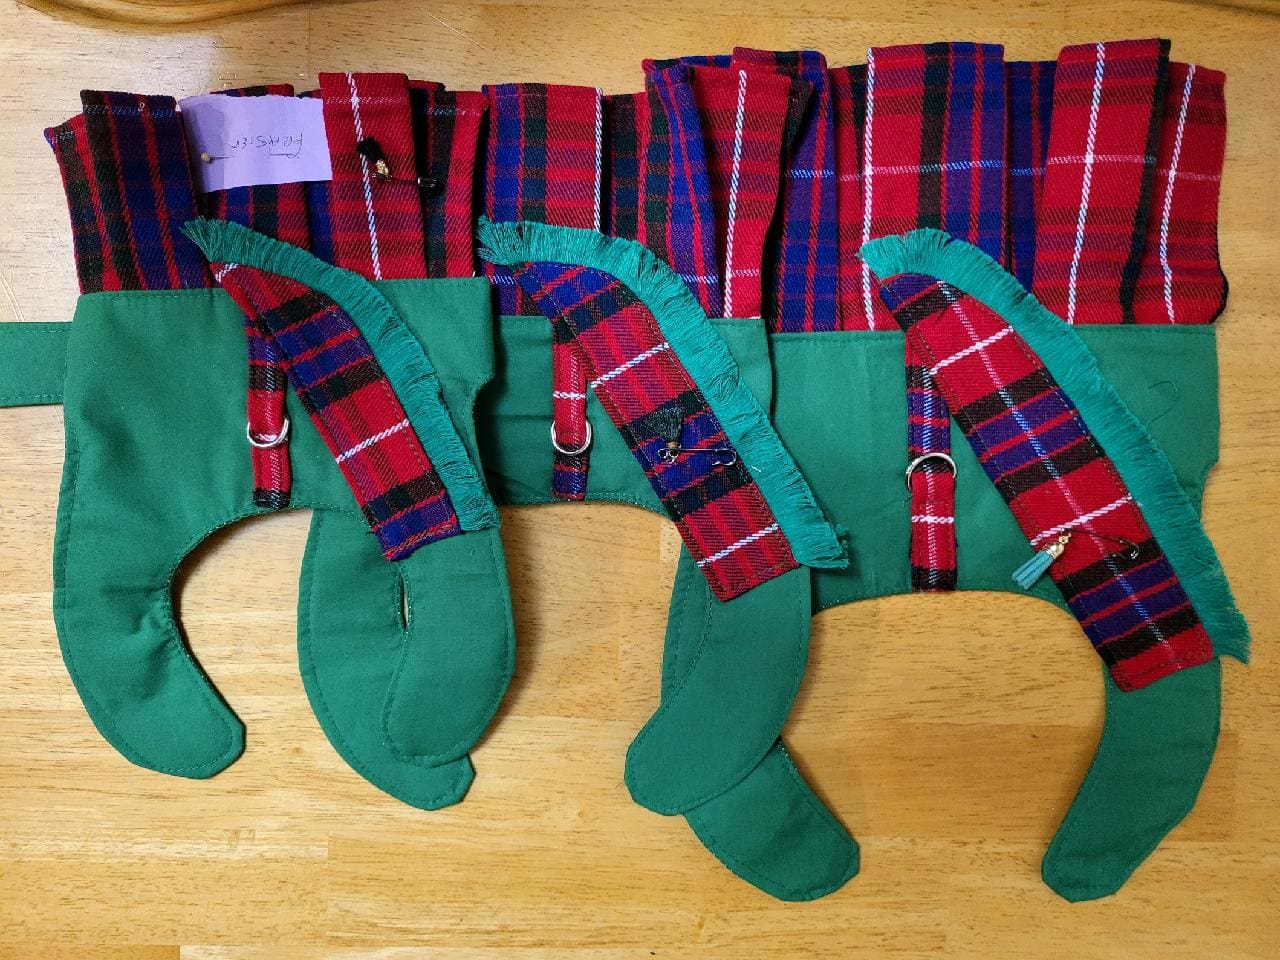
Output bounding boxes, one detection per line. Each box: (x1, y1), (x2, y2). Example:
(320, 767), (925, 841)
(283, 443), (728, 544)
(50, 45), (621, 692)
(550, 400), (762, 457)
(625, 552), (811, 813)
(380, 523), (515, 766)
(298, 510), (475, 810)
(640, 548), (859, 901)
(1042, 657), (1221, 902)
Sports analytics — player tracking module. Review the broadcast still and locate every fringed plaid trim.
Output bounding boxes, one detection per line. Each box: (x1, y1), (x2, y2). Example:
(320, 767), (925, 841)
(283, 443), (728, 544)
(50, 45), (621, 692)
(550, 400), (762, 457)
(318, 72), (428, 280)
(879, 271), (1212, 690)
(203, 83), (308, 510)
(1031, 39), (1170, 324)
(410, 84), (486, 279)
(637, 67), (721, 316)
(686, 66), (791, 319)
(214, 261), (463, 558)
(1130, 63), (1227, 324)
(733, 48), (839, 332)
(482, 82), (605, 501)
(507, 259), (798, 600)
(76, 90), (210, 291)
(1006, 60), (1055, 289)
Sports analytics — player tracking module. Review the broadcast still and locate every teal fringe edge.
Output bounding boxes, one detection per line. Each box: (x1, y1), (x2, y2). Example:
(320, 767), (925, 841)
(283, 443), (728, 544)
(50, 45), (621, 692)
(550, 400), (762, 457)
(477, 217), (846, 570)
(861, 228), (1249, 663)
(182, 218), (499, 533)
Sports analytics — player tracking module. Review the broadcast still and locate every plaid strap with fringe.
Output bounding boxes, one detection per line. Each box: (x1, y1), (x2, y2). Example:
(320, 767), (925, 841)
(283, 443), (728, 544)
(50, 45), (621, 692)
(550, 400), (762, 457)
(734, 48), (838, 332)
(878, 270), (1212, 690)
(1031, 39), (1169, 324)
(483, 83), (604, 501)
(213, 261), (463, 559)
(203, 84), (310, 510)
(505, 259), (799, 600)
(318, 72), (428, 280)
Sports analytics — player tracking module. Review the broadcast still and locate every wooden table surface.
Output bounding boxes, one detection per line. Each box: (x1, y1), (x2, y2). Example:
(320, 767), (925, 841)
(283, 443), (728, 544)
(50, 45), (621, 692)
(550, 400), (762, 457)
(1, 1), (1277, 957)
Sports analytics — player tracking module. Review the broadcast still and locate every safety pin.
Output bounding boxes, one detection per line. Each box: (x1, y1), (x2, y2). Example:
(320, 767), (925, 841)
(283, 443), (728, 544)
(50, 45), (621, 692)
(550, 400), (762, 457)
(355, 137), (441, 193)
(658, 444), (738, 467)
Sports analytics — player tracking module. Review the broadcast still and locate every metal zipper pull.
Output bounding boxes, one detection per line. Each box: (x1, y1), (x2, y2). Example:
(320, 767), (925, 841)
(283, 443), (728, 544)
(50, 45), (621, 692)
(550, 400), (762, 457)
(355, 137), (441, 193)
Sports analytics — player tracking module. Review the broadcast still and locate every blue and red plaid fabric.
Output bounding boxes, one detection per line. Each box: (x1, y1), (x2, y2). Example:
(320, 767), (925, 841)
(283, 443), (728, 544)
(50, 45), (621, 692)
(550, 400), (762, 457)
(685, 66), (792, 318)
(734, 48), (839, 332)
(482, 82), (604, 501)
(506, 258), (799, 600)
(1031, 40), (1170, 324)
(213, 261), (463, 559)
(410, 82), (487, 279)
(878, 271), (1213, 690)
(44, 116), (109, 294)
(298, 89), (336, 266)
(1006, 60), (1055, 289)
(1130, 62), (1228, 324)
(318, 72), (428, 280)
(202, 84), (310, 509)
(65, 91), (210, 292)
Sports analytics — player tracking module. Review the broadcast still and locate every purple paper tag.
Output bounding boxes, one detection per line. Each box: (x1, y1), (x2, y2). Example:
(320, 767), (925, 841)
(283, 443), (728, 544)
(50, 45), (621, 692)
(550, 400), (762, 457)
(179, 93), (332, 193)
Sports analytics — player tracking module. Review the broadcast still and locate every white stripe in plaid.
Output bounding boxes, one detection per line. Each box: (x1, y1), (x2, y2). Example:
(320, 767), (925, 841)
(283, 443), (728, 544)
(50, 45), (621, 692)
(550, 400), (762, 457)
(589, 341), (671, 388)
(1160, 65), (1195, 324)
(1066, 42), (1106, 324)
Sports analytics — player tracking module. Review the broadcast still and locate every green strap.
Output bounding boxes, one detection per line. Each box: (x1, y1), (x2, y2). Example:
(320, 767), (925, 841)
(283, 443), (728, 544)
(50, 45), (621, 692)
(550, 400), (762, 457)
(1043, 658), (1221, 901)
(298, 510), (475, 809)
(0, 322), (70, 406)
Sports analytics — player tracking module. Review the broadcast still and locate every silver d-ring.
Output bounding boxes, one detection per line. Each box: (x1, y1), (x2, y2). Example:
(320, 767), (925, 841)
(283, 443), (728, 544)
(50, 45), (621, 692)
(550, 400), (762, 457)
(247, 417), (290, 449)
(904, 451), (956, 489)
(550, 420), (592, 457)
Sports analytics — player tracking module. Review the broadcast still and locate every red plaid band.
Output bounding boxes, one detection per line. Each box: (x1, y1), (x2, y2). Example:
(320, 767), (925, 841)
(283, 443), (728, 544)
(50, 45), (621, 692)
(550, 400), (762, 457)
(1130, 63), (1227, 324)
(1032, 39), (1169, 324)
(410, 84), (486, 279)
(318, 72), (428, 280)
(72, 91), (210, 292)
(483, 82), (604, 501)
(44, 116), (111, 294)
(509, 259), (798, 600)
(733, 48), (838, 332)
(879, 271), (1212, 690)
(213, 261), (463, 559)
(203, 84), (309, 509)
(686, 66), (791, 318)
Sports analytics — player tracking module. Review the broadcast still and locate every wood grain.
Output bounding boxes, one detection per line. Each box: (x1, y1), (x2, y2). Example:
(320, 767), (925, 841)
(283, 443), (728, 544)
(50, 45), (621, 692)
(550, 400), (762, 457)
(0, 1), (1277, 957)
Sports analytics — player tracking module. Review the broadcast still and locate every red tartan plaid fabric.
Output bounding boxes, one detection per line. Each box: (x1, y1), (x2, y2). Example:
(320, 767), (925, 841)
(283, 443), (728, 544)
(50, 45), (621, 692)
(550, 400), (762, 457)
(213, 261), (464, 559)
(1130, 63), (1227, 324)
(509, 259), (799, 600)
(482, 82), (604, 501)
(318, 72), (428, 280)
(44, 116), (110, 294)
(409, 84), (487, 279)
(878, 272), (1212, 690)
(73, 91), (211, 292)
(733, 48), (838, 332)
(203, 84), (308, 509)
(1031, 39), (1170, 324)
(686, 66), (791, 319)
(830, 65), (897, 332)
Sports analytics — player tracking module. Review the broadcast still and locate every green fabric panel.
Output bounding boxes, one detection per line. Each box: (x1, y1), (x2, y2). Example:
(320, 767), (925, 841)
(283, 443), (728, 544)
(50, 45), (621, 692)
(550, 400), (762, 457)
(382, 525), (515, 765)
(298, 510), (475, 809)
(657, 549), (859, 901)
(1042, 658), (1221, 901)
(52, 280), (499, 782)
(477, 315), (775, 508)
(626, 556), (811, 815)
(0, 321), (70, 406)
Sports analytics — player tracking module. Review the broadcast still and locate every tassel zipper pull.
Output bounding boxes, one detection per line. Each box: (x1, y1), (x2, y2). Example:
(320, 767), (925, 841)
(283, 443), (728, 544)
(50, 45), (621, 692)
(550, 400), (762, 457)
(1012, 532), (1071, 590)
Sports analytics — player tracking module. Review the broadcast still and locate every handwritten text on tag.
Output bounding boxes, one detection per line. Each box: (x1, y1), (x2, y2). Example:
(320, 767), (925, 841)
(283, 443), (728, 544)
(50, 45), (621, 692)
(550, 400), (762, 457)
(179, 94), (332, 193)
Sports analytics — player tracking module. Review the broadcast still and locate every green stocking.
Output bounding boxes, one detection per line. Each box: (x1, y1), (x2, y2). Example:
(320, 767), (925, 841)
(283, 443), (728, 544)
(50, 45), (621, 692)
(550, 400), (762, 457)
(639, 549), (859, 901)
(1042, 658), (1221, 901)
